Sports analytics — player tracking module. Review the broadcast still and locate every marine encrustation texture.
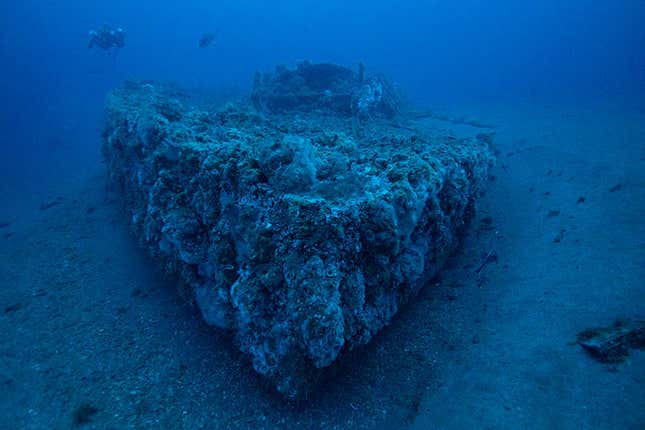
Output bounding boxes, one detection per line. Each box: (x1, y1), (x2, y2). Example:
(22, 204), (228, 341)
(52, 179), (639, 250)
(102, 69), (495, 399)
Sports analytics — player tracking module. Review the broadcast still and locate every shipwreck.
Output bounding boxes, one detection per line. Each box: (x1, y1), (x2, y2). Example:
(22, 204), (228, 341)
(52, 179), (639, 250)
(102, 62), (495, 398)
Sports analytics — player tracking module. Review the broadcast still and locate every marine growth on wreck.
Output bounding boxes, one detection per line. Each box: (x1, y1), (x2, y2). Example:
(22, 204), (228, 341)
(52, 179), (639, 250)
(101, 62), (495, 399)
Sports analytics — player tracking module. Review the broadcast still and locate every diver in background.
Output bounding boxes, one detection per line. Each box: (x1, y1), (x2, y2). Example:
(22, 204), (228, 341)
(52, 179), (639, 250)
(88, 24), (125, 51)
(199, 29), (219, 48)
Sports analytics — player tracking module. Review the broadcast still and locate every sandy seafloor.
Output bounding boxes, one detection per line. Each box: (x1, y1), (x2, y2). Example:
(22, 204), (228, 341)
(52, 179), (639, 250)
(0, 99), (643, 430)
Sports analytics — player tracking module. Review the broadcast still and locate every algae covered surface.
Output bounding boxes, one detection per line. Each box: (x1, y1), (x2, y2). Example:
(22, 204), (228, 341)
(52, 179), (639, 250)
(102, 74), (494, 398)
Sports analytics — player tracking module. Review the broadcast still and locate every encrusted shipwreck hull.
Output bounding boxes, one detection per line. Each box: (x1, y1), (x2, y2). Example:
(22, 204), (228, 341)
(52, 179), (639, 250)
(102, 77), (494, 399)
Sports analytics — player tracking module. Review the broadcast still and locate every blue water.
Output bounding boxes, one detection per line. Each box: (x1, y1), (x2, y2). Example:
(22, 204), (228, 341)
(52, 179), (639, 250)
(1, 2), (645, 429)
(2, 1), (644, 172)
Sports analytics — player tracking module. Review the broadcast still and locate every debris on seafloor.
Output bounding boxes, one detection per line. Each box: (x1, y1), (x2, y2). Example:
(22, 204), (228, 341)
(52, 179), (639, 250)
(553, 228), (566, 243)
(474, 249), (498, 274)
(39, 197), (63, 211)
(4, 302), (22, 314)
(547, 209), (560, 218)
(72, 402), (99, 426)
(477, 216), (495, 233)
(577, 319), (645, 363)
(101, 62), (496, 399)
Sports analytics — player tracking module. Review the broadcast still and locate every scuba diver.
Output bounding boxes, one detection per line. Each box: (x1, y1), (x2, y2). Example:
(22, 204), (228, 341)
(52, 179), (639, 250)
(88, 24), (125, 52)
(199, 29), (219, 48)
